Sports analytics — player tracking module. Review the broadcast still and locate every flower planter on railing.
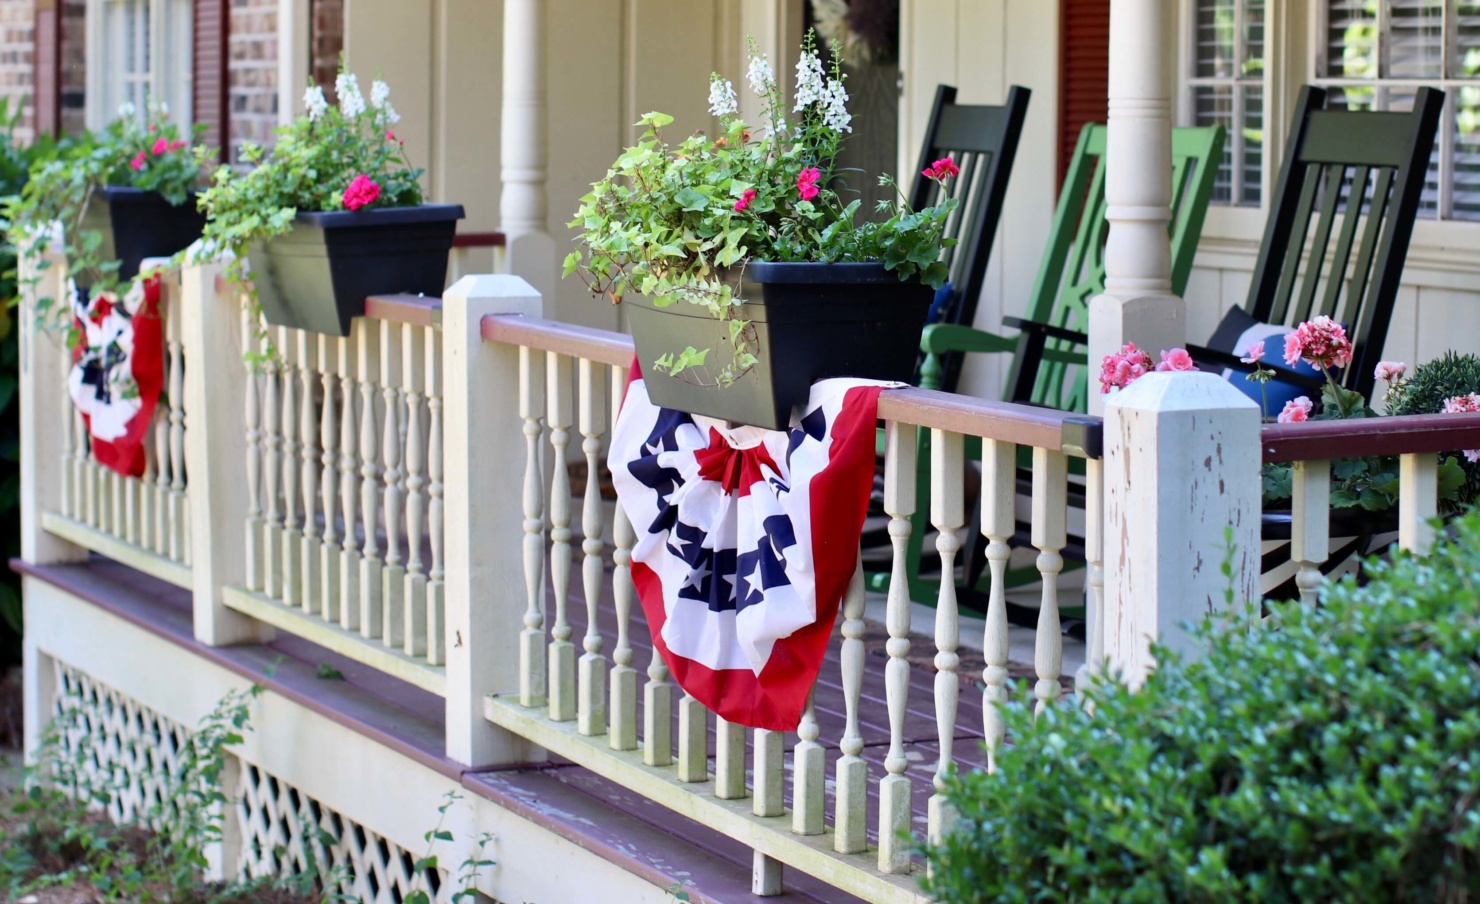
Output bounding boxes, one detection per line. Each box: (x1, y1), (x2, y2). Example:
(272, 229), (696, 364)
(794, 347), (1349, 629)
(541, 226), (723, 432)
(78, 187), (207, 285)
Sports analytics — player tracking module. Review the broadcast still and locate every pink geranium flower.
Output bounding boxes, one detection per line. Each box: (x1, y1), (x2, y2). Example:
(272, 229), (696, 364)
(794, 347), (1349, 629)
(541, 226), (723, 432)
(796, 166), (821, 202)
(1240, 341), (1265, 365)
(1442, 393), (1480, 461)
(1278, 396), (1313, 423)
(152, 137), (169, 156)
(1283, 315), (1353, 371)
(1375, 361), (1407, 384)
(922, 156), (960, 182)
(130, 151), (146, 171)
(169, 139), (186, 152)
(1099, 343), (1154, 394)
(734, 188), (757, 212)
(342, 174), (382, 211)
(1155, 348), (1196, 372)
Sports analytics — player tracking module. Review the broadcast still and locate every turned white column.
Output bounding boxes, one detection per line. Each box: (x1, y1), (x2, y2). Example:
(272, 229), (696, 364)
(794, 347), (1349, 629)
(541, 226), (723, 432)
(500, 0), (557, 304)
(1088, 0), (1186, 416)
(1103, 373), (1259, 686)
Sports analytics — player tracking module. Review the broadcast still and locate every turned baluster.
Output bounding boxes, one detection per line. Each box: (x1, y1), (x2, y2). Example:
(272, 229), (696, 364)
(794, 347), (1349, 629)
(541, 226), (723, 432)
(835, 555), (869, 854)
(1292, 459), (1331, 605)
(297, 332), (320, 614)
(577, 359), (606, 736)
(337, 332), (360, 631)
(518, 346), (547, 705)
(401, 324), (428, 657)
(982, 439), (1016, 769)
(609, 369), (637, 751)
(278, 327), (301, 607)
(262, 351), (283, 598)
(357, 319), (383, 639)
(546, 353), (575, 721)
(318, 336), (341, 624)
(243, 308), (264, 593)
(878, 421), (917, 871)
(927, 429), (964, 848)
(425, 342), (446, 666)
(1032, 448), (1067, 716)
(380, 319), (405, 648)
(167, 293), (187, 564)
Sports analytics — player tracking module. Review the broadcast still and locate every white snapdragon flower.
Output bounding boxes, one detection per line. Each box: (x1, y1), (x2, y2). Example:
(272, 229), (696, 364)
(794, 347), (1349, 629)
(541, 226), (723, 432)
(336, 72), (366, 118)
(117, 101), (137, 120)
(303, 85), (329, 121)
(746, 53), (775, 96)
(793, 51), (825, 111)
(821, 78), (851, 133)
(370, 79), (391, 109)
(381, 102), (401, 124)
(708, 75), (739, 118)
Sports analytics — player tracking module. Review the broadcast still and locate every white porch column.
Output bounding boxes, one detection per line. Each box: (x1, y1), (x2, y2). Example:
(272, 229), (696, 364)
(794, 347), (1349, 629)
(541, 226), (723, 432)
(500, 0), (557, 307)
(1088, 0), (1186, 416)
(1102, 373), (1259, 688)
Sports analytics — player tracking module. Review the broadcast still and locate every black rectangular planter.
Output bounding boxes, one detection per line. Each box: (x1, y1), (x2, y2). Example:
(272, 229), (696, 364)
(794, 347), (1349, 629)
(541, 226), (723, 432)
(626, 261), (933, 430)
(251, 203), (465, 336)
(77, 186), (207, 285)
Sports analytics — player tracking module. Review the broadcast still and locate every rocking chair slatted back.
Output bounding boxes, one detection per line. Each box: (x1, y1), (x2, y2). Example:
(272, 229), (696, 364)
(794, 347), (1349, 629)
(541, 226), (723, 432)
(907, 84), (1031, 390)
(1249, 85), (1443, 401)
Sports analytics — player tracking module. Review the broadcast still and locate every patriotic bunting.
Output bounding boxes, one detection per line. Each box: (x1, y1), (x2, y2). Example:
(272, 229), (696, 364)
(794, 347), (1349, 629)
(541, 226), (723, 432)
(68, 275), (165, 478)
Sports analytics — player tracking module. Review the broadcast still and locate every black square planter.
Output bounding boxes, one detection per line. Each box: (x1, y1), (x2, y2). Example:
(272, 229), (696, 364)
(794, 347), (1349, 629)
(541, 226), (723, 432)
(77, 186), (207, 286)
(251, 203), (465, 336)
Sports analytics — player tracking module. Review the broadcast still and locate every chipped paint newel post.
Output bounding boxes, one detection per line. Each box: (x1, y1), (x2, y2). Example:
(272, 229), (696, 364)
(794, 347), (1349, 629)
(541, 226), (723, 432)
(1102, 372), (1260, 687)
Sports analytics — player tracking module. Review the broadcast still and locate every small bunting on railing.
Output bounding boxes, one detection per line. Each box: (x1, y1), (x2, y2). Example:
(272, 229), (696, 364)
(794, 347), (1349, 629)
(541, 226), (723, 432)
(68, 274), (165, 478)
(609, 364), (885, 730)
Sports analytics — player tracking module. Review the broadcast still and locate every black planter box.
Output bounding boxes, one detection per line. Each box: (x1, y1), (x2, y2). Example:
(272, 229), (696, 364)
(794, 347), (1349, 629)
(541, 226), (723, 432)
(251, 203), (465, 336)
(626, 261), (933, 430)
(77, 186), (207, 285)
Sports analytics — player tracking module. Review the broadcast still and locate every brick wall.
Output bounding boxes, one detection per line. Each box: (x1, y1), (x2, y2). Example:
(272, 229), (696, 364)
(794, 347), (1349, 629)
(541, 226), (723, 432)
(228, 0), (276, 164)
(59, 0), (83, 135)
(0, 0), (34, 143)
(311, 0), (340, 99)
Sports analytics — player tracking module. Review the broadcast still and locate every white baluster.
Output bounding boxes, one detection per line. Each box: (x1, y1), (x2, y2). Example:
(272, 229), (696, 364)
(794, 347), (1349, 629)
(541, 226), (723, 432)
(61, 356), (76, 518)
(78, 413), (94, 527)
(1077, 457), (1106, 700)
(262, 350), (283, 598)
(357, 319), (383, 639)
(792, 685), (824, 837)
(754, 727), (783, 818)
(1032, 448), (1067, 714)
(318, 335), (341, 624)
(1292, 459), (1331, 605)
(547, 353), (575, 722)
(167, 297), (187, 565)
(675, 694), (705, 780)
(982, 439), (1016, 770)
(878, 421), (916, 871)
(298, 332), (320, 614)
(278, 327), (301, 607)
(927, 429), (964, 849)
(338, 332), (360, 631)
(835, 555), (868, 854)
(610, 366), (637, 752)
(138, 432), (154, 550)
(426, 341), (446, 666)
(577, 359), (606, 736)
(1399, 453), (1439, 555)
(519, 346), (547, 706)
(152, 408), (169, 554)
(714, 716), (746, 800)
(402, 324), (428, 657)
(243, 307), (263, 593)
(380, 319), (405, 649)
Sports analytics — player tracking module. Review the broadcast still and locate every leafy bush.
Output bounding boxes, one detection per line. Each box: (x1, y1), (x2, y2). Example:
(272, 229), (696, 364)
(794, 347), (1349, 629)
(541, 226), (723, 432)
(1385, 350), (1480, 505)
(922, 517), (1480, 903)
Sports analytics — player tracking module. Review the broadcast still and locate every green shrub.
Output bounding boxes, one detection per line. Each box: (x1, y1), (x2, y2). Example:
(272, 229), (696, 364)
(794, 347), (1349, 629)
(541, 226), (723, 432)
(1385, 351), (1480, 505)
(921, 516), (1480, 903)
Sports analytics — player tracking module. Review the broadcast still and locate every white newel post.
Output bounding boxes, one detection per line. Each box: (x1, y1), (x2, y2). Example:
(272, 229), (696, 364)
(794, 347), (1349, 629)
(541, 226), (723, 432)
(1102, 373), (1259, 687)
(1089, 0), (1185, 417)
(181, 256), (276, 646)
(500, 0), (556, 304)
(442, 274), (544, 766)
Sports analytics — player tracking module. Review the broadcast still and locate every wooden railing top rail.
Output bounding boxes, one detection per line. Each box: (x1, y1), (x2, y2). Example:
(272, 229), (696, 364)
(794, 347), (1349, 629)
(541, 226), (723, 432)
(1262, 411), (1480, 462)
(365, 293), (443, 327)
(481, 313), (1104, 457)
(451, 231), (507, 248)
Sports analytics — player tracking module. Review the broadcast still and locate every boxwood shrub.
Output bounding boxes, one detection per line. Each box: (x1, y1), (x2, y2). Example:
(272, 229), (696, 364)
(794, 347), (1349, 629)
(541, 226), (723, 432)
(922, 516), (1480, 903)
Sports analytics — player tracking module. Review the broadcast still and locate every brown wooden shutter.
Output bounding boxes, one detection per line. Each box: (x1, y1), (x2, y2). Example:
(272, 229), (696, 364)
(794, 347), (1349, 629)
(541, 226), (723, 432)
(1057, 0), (1110, 188)
(193, 0), (229, 155)
(34, 0), (61, 137)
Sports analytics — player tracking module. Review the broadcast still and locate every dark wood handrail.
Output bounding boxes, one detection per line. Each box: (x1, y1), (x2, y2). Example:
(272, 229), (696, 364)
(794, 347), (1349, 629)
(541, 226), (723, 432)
(481, 314), (1104, 456)
(366, 293), (442, 327)
(1262, 411), (1480, 463)
(452, 232), (507, 248)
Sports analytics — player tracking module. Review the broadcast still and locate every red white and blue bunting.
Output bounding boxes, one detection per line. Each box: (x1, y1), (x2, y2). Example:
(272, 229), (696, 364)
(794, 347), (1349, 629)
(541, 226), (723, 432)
(609, 370), (885, 731)
(67, 275), (165, 478)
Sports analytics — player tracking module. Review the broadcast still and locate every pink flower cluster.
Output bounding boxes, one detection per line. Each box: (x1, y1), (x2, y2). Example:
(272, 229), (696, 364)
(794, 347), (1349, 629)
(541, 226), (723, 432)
(796, 167), (821, 202)
(1278, 397), (1313, 423)
(342, 174), (381, 212)
(922, 156), (960, 182)
(1283, 315), (1353, 371)
(1156, 348), (1195, 372)
(131, 137), (188, 171)
(1375, 361), (1407, 383)
(1442, 393), (1480, 462)
(734, 188), (757, 212)
(1098, 344), (1196, 393)
(1240, 341), (1266, 364)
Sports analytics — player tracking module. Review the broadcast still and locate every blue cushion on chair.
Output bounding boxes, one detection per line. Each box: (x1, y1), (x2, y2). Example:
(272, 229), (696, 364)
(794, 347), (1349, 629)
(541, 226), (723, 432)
(925, 281), (955, 325)
(1207, 307), (1323, 418)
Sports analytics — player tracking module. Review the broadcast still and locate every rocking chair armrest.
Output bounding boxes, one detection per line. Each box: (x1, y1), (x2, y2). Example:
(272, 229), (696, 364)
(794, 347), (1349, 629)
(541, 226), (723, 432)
(920, 323), (1021, 356)
(999, 316), (1090, 404)
(1183, 342), (1327, 392)
(1000, 316), (1089, 346)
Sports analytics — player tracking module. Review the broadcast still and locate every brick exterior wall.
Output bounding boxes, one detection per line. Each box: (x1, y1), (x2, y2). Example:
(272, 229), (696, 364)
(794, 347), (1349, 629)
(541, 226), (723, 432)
(228, 0), (276, 164)
(310, 0), (340, 99)
(59, 0), (83, 135)
(0, 0), (35, 143)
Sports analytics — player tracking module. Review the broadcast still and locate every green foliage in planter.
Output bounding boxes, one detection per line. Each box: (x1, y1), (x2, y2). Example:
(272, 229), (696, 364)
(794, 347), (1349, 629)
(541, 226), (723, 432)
(921, 519), (1480, 903)
(1384, 350), (1480, 505)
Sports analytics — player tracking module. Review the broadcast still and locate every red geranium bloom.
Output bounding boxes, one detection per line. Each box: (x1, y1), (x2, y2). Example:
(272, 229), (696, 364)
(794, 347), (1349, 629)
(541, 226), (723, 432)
(734, 188), (757, 212)
(796, 166), (821, 201)
(151, 137), (169, 156)
(130, 151), (147, 171)
(342, 174), (382, 211)
(923, 156), (960, 181)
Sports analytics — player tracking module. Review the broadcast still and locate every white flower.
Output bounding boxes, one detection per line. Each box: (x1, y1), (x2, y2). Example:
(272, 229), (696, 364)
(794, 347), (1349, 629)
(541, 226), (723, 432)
(370, 79), (391, 109)
(336, 72), (366, 118)
(117, 101), (136, 120)
(159, 101), (169, 116)
(793, 51), (825, 111)
(381, 102), (401, 124)
(708, 75), (738, 118)
(746, 53), (775, 96)
(303, 85), (328, 121)
(821, 78), (851, 133)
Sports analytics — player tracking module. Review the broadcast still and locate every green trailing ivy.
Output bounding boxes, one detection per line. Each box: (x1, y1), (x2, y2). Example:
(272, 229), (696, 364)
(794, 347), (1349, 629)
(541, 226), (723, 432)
(567, 32), (959, 386)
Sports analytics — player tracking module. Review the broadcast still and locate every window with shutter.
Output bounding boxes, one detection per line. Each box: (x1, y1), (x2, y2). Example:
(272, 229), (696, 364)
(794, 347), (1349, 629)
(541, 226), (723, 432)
(1317, 0), (1480, 221)
(87, 0), (192, 128)
(1186, 0), (1265, 207)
